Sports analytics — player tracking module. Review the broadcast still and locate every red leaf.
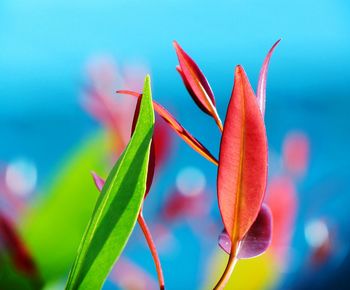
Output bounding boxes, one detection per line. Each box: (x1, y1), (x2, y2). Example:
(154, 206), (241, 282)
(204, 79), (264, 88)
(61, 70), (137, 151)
(173, 41), (223, 130)
(257, 39), (281, 117)
(131, 97), (155, 196)
(153, 117), (172, 167)
(176, 66), (212, 115)
(131, 96), (142, 134)
(219, 204), (272, 259)
(130, 96), (172, 171)
(217, 65), (268, 245)
(117, 90), (218, 166)
(173, 42), (216, 109)
(144, 144), (155, 196)
(0, 213), (38, 277)
(176, 66), (199, 108)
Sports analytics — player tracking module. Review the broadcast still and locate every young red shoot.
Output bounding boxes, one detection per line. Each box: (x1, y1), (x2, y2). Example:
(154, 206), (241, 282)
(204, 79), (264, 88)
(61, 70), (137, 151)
(173, 41), (223, 131)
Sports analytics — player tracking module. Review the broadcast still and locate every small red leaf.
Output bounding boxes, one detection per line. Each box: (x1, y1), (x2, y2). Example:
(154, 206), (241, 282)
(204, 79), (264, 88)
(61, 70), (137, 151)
(219, 204), (272, 259)
(257, 39), (281, 117)
(117, 90), (218, 166)
(217, 65), (268, 245)
(91, 171), (105, 192)
(173, 41), (223, 130)
(173, 42), (216, 108)
(176, 66), (211, 115)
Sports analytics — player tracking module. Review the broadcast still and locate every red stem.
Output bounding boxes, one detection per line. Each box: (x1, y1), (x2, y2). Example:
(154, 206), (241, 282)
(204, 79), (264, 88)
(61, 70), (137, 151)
(138, 213), (165, 290)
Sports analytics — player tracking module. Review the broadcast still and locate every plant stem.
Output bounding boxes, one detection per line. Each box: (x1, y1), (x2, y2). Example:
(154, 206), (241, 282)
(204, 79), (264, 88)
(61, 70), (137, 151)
(138, 213), (165, 290)
(214, 242), (239, 290)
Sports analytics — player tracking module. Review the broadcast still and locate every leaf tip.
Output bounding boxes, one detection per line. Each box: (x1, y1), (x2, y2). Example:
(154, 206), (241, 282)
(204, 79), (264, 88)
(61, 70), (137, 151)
(234, 65), (246, 81)
(270, 39), (281, 53)
(144, 74), (151, 86)
(173, 41), (188, 63)
(235, 64), (244, 74)
(91, 171), (105, 192)
(173, 40), (180, 51)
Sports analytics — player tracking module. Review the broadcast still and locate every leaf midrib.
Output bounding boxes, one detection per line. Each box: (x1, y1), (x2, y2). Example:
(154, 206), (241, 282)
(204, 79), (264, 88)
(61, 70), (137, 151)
(231, 77), (246, 248)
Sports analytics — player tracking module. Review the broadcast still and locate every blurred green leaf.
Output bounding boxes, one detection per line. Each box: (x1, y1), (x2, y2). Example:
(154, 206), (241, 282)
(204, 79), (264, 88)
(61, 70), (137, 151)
(66, 75), (155, 289)
(20, 131), (109, 282)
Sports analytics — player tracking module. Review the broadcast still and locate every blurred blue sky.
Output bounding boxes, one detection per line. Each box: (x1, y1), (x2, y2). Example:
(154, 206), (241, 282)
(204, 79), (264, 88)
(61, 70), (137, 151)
(1, 0), (350, 113)
(1, 0), (350, 188)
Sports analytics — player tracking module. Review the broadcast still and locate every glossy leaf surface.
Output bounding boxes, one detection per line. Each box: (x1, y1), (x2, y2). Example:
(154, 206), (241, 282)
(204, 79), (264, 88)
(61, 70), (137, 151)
(219, 204), (272, 259)
(217, 65), (268, 244)
(256, 39), (280, 117)
(174, 41), (223, 130)
(173, 41), (216, 113)
(117, 90), (218, 165)
(66, 76), (154, 290)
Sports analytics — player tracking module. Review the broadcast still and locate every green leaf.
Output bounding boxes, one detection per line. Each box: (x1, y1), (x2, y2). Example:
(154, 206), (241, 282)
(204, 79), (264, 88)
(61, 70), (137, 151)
(65, 75), (155, 290)
(20, 131), (109, 282)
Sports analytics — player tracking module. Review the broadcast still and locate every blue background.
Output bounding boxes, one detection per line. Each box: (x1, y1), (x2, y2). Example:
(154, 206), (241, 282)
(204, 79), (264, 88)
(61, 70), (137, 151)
(1, 1), (350, 289)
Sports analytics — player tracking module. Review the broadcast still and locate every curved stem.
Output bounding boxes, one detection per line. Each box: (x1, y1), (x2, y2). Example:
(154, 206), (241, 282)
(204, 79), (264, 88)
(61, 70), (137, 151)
(138, 213), (165, 290)
(116, 90), (219, 166)
(214, 241), (239, 290)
